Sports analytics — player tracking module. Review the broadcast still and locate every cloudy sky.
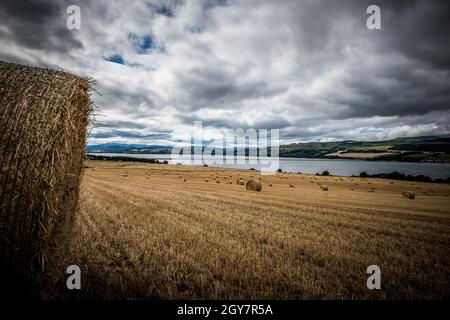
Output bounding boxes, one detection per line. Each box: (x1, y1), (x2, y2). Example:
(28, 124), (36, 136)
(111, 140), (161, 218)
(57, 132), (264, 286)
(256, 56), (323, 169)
(1, 0), (449, 146)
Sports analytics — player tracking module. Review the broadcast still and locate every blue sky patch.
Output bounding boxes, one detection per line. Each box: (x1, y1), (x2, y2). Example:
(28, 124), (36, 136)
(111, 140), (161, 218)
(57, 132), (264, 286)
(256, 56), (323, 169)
(129, 33), (166, 54)
(154, 5), (174, 17)
(104, 54), (125, 65)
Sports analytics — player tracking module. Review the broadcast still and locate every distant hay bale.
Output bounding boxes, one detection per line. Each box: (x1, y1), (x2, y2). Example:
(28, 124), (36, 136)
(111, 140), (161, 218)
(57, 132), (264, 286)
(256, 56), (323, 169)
(268, 184), (273, 187)
(368, 188), (375, 192)
(204, 179), (209, 182)
(183, 179), (186, 182)
(216, 180), (220, 184)
(402, 191), (416, 199)
(236, 179), (245, 185)
(289, 184), (294, 188)
(245, 180), (262, 191)
(0, 61), (92, 297)
(321, 185), (329, 191)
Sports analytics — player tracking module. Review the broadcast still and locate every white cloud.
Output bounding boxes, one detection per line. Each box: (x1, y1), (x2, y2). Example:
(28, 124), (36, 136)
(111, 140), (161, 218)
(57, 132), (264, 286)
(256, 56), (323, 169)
(1, 0), (449, 145)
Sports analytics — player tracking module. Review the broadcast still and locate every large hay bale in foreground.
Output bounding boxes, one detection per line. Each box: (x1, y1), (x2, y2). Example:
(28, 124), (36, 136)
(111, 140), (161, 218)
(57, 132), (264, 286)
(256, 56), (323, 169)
(0, 61), (92, 297)
(245, 180), (262, 191)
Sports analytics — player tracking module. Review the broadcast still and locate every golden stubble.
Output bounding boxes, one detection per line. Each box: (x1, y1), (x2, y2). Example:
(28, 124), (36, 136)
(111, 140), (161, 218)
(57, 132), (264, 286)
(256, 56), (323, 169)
(67, 160), (450, 299)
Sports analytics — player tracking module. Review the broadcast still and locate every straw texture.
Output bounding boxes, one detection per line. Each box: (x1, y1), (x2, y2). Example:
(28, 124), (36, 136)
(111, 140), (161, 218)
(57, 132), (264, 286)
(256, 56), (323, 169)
(0, 61), (92, 297)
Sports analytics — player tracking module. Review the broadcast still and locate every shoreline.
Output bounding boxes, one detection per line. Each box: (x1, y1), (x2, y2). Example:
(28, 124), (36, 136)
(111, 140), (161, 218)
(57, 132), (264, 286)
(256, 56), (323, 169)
(85, 154), (450, 184)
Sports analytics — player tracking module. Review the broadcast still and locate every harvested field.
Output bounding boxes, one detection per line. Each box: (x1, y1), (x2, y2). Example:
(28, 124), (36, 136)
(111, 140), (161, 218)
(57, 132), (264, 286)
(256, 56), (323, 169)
(68, 160), (450, 299)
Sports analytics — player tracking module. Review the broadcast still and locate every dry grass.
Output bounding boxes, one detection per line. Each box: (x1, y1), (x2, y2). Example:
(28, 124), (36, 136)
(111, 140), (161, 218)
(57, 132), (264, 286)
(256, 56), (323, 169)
(0, 61), (92, 297)
(67, 160), (450, 299)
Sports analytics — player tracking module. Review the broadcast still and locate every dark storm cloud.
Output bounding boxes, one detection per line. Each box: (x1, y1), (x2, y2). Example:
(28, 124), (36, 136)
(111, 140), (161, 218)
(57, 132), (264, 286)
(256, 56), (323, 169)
(178, 114), (291, 130)
(273, 0), (450, 121)
(1, 0), (449, 143)
(161, 0), (450, 123)
(95, 79), (156, 116)
(173, 64), (286, 111)
(375, 0), (450, 69)
(0, 0), (82, 56)
(333, 0), (450, 119)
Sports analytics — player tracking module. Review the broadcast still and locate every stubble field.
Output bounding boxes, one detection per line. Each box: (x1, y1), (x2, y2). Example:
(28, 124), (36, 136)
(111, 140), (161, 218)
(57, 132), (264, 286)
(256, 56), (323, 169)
(66, 160), (450, 299)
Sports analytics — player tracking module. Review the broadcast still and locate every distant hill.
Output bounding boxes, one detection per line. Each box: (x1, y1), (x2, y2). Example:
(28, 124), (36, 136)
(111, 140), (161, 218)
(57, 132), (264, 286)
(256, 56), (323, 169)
(280, 135), (450, 162)
(86, 135), (450, 162)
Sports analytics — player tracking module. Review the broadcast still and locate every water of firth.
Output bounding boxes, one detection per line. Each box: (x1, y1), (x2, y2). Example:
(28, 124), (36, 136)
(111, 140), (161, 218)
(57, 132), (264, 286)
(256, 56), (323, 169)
(90, 153), (450, 180)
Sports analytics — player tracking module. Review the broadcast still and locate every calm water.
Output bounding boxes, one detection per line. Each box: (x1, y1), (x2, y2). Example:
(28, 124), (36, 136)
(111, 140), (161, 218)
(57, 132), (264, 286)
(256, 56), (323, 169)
(89, 153), (450, 180)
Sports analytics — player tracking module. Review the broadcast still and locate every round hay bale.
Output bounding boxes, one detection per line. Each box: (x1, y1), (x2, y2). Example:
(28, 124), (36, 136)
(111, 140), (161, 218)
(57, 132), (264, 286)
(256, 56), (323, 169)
(402, 191), (416, 199)
(245, 180), (262, 191)
(0, 61), (92, 297)
(321, 185), (329, 191)
(236, 179), (245, 185)
(289, 184), (294, 188)
(368, 188), (375, 192)
(268, 184), (273, 187)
